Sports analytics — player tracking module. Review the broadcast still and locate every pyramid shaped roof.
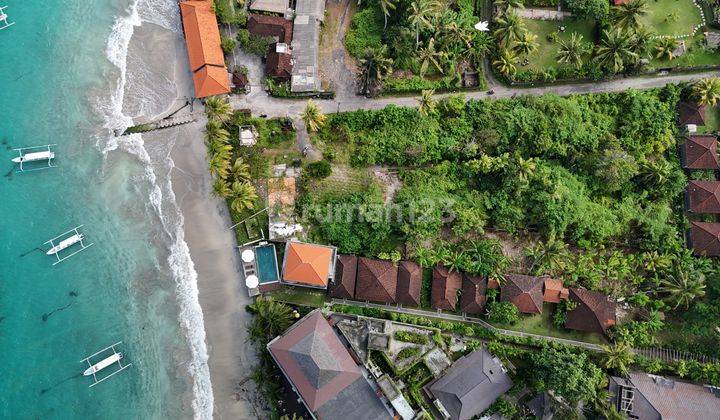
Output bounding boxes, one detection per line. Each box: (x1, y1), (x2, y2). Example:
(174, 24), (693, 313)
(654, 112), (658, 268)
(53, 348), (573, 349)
(689, 221), (720, 256)
(687, 180), (720, 213)
(682, 135), (719, 169)
(355, 257), (398, 303)
(283, 242), (335, 288)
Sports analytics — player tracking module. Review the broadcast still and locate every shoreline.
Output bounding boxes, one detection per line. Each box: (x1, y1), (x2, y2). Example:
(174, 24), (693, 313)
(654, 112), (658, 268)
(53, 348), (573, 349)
(169, 122), (261, 419)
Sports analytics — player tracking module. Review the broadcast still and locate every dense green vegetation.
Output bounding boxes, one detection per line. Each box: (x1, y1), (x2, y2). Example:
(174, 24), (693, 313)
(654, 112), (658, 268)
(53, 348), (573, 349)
(345, 0), (490, 94)
(303, 86), (720, 357)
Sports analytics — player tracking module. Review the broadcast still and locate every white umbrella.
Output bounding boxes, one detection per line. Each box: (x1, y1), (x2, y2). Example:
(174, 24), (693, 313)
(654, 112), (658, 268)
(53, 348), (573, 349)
(245, 275), (259, 289)
(241, 249), (255, 263)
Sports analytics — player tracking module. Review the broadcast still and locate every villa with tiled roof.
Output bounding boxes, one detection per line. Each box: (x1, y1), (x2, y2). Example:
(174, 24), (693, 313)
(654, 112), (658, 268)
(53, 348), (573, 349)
(565, 288), (616, 334)
(500, 274), (545, 314)
(681, 135), (719, 169)
(282, 241), (337, 288)
(354, 258), (398, 304)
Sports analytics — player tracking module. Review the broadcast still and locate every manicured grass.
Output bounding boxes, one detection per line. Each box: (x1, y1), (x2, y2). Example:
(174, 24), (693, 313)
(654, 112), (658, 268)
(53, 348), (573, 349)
(639, 0), (703, 37)
(522, 18), (596, 71)
(492, 302), (607, 345)
(268, 285), (328, 307)
(649, 33), (720, 69)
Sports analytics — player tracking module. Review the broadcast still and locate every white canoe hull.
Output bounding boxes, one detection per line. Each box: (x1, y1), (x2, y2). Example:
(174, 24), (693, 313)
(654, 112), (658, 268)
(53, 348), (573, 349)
(47, 234), (83, 255)
(12, 151), (54, 163)
(83, 353), (123, 376)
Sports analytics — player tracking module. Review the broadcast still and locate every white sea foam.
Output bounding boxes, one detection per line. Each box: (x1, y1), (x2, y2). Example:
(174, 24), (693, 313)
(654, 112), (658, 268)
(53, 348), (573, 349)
(99, 1), (214, 419)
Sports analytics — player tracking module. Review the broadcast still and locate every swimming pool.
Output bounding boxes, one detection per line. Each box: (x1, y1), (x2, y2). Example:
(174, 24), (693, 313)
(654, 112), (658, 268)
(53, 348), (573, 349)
(255, 244), (280, 283)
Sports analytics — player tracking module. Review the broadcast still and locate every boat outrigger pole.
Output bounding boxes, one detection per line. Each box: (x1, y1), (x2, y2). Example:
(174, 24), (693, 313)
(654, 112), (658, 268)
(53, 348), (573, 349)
(0, 5), (15, 31)
(11, 144), (57, 173)
(80, 341), (132, 387)
(44, 225), (94, 265)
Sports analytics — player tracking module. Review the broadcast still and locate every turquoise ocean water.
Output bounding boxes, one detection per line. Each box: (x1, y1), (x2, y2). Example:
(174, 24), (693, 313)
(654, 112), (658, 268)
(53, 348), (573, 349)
(1, 1), (209, 418)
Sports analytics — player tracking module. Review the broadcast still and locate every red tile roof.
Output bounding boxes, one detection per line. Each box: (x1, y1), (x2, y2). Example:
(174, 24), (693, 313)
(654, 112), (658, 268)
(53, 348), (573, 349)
(283, 242), (335, 288)
(396, 261), (422, 306)
(432, 266), (462, 311)
(461, 273), (487, 314)
(689, 221), (720, 256)
(354, 258), (398, 303)
(682, 135), (719, 169)
(542, 278), (568, 303)
(329, 255), (357, 299)
(266, 46), (293, 80)
(268, 311), (362, 412)
(677, 101), (706, 126)
(500, 274), (545, 314)
(192, 65), (231, 98)
(247, 13), (293, 44)
(687, 180), (720, 213)
(565, 288), (616, 334)
(179, 1), (230, 98)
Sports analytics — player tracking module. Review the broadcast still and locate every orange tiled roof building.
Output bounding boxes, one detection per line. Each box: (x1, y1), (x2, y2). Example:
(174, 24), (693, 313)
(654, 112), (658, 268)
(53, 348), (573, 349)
(282, 241), (337, 288)
(179, 0), (230, 98)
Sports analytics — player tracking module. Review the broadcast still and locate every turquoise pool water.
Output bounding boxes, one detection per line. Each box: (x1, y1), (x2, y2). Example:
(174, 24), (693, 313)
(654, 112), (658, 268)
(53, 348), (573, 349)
(255, 244), (280, 283)
(0, 0), (205, 418)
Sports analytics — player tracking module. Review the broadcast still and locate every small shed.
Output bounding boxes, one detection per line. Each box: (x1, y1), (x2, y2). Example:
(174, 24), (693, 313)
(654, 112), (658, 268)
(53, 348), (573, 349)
(249, 0), (290, 15)
(239, 125), (258, 146)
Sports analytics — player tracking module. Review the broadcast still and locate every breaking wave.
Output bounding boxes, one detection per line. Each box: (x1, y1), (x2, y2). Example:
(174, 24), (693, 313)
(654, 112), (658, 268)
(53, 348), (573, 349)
(98, 1), (213, 419)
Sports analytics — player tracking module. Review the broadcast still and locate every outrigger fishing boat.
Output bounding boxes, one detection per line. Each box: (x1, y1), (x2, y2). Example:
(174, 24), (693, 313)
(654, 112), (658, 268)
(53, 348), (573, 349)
(81, 341), (132, 387)
(11, 144), (56, 172)
(44, 225), (94, 265)
(0, 5), (15, 31)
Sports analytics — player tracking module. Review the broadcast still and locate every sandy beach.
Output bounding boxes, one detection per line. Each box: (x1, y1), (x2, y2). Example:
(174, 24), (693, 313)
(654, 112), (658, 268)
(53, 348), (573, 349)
(123, 16), (261, 419)
(170, 122), (261, 420)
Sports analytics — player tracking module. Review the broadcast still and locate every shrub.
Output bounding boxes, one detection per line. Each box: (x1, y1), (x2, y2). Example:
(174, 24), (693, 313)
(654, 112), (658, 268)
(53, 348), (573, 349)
(236, 29), (272, 56)
(304, 160), (332, 179)
(345, 5), (384, 58)
(564, 0), (609, 21)
(221, 36), (237, 54)
(487, 301), (522, 325)
(397, 347), (421, 360)
(395, 330), (429, 344)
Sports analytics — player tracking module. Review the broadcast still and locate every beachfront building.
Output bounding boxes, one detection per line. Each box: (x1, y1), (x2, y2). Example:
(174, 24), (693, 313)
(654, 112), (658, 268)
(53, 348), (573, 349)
(281, 241), (337, 289)
(564, 288), (616, 334)
(267, 310), (394, 420)
(681, 135), (720, 169)
(688, 221), (720, 256)
(329, 254), (357, 299)
(355, 257), (398, 304)
(460, 273), (487, 315)
(291, 0), (324, 92)
(431, 266), (462, 311)
(686, 180), (720, 214)
(609, 372), (720, 419)
(425, 346), (513, 420)
(179, 0), (230, 98)
(500, 274), (545, 314)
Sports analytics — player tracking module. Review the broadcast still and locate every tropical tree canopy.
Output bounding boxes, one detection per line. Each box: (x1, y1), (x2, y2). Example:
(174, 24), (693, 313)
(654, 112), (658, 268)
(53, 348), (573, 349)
(557, 33), (590, 70)
(301, 100), (327, 132)
(693, 77), (720, 106)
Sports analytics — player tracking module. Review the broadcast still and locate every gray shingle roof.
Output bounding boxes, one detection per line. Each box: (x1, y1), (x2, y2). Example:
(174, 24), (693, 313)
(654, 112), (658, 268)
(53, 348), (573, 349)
(428, 346), (513, 420)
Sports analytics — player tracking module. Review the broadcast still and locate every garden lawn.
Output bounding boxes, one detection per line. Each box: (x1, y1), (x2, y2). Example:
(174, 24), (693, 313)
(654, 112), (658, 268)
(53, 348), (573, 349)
(649, 33), (720, 69)
(491, 303), (607, 345)
(268, 285), (328, 307)
(639, 0), (703, 37)
(522, 18), (596, 71)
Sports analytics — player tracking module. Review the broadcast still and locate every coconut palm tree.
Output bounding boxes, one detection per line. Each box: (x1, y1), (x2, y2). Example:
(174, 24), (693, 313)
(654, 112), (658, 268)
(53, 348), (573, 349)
(212, 178), (233, 198)
(204, 96), (233, 123)
(493, 48), (518, 76)
(358, 46), (394, 96)
(602, 342), (634, 375)
(494, 0), (524, 14)
(465, 32), (494, 68)
(654, 37), (679, 61)
(659, 270), (706, 310)
(230, 180), (258, 212)
(205, 120), (230, 144)
(301, 100), (327, 132)
(513, 31), (538, 57)
(408, 0), (437, 47)
(493, 9), (525, 48)
(630, 25), (655, 59)
(693, 77), (720, 106)
(247, 296), (294, 343)
(612, 0), (648, 30)
(418, 38), (446, 76)
(594, 29), (638, 73)
(231, 157), (251, 181)
(417, 89), (436, 116)
(557, 33), (590, 69)
(209, 153), (231, 179)
(378, 0), (397, 31)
